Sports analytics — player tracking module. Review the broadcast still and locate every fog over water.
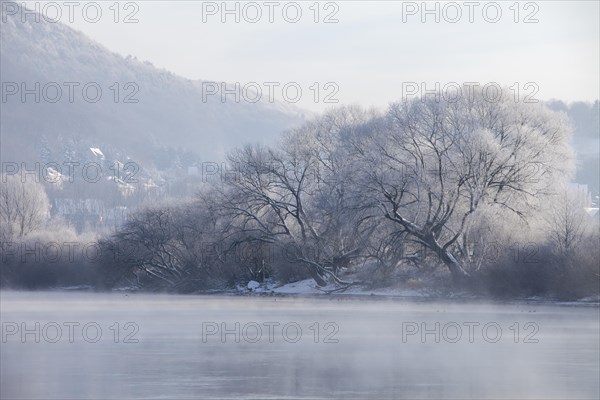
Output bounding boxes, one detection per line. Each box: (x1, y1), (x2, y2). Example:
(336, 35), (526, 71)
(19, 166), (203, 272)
(1, 291), (598, 399)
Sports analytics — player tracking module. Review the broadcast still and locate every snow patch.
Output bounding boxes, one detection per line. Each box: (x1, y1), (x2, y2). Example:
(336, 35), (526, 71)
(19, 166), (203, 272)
(247, 280), (260, 290)
(89, 147), (105, 159)
(271, 279), (431, 297)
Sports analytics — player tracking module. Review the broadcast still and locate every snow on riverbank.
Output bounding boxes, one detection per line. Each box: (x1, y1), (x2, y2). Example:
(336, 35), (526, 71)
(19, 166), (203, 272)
(236, 279), (600, 304)
(240, 278), (449, 298)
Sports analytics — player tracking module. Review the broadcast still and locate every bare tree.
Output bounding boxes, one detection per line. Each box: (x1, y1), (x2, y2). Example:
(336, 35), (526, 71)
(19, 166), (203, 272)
(546, 187), (592, 256)
(105, 203), (225, 290)
(349, 88), (572, 283)
(215, 107), (375, 286)
(0, 174), (50, 239)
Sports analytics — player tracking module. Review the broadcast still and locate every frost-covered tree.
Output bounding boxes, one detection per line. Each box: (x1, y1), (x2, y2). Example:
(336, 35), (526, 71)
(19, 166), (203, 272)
(349, 87), (573, 282)
(215, 107), (376, 286)
(546, 187), (592, 257)
(0, 174), (50, 239)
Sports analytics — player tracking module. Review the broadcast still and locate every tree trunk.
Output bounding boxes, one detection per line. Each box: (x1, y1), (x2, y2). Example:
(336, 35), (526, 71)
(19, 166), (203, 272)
(423, 234), (471, 286)
(439, 249), (471, 285)
(307, 267), (328, 287)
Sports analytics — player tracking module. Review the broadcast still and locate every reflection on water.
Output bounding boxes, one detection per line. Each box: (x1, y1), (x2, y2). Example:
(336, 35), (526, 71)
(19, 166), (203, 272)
(1, 291), (598, 399)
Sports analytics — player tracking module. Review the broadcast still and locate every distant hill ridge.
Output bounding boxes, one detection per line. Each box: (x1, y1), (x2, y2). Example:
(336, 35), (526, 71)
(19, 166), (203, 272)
(0, 1), (307, 165)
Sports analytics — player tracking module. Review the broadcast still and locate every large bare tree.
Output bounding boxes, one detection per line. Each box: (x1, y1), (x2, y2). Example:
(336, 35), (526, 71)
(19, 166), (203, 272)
(215, 107), (375, 286)
(349, 88), (572, 282)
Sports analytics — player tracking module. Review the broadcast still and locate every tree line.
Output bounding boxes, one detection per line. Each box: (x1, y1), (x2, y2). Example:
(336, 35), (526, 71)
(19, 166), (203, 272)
(2, 88), (599, 298)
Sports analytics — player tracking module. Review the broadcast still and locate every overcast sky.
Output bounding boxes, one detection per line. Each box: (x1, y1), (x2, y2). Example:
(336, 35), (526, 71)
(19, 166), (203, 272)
(25, 0), (600, 112)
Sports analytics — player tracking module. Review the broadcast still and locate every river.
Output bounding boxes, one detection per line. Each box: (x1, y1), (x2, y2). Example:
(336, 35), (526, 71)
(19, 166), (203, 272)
(1, 291), (598, 399)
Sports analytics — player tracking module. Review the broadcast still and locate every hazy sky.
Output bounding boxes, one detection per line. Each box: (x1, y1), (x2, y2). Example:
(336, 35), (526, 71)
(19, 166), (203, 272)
(24, 0), (600, 112)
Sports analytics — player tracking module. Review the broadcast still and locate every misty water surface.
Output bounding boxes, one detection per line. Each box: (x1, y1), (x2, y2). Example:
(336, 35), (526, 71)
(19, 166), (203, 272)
(1, 291), (598, 399)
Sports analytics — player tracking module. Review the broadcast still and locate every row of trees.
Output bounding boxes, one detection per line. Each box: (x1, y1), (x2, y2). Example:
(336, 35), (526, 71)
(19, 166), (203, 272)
(2, 88), (598, 297)
(97, 88), (597, 296)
